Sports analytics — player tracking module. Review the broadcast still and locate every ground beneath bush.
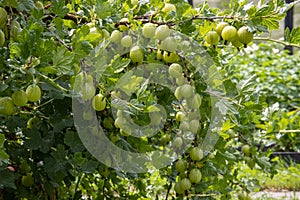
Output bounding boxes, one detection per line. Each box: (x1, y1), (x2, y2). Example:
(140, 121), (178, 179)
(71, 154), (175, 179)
(253, 191), (300, 199)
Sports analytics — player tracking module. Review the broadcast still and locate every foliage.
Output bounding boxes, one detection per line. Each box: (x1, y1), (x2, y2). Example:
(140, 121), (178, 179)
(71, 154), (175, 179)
(238, 160), (300, 191)
(229, 43), (300, 152)
(0, 0), (300, 199)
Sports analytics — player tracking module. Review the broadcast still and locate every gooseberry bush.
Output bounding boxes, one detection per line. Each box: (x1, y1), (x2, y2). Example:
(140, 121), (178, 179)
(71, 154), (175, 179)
(1, 0), (300, 199)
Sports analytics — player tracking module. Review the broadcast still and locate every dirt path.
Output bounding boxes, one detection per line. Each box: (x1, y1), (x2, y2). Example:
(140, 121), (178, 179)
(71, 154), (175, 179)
(253, 191), (300, 199)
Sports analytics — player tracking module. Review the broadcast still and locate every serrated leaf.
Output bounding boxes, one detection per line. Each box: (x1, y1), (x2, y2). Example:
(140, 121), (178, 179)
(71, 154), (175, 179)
(179, 20), (195, 35)
(112, 56), (131, 73)
(95, 1), (111, 19)
(17, 0), (35, 12)
(51, 144), (68, 162)
(64, 131), (85, 152)
(0, 169), (19, 189)
(287, 27), (300, 44)
(52, 46), (74, 75)
(237, 74), (256, 94)
(261, 18), (280, 30)
(51, 0), (69, 17)
(222, 120), (236, 131)
(216, 99), (238, 115)
(0, 151), (9, 165)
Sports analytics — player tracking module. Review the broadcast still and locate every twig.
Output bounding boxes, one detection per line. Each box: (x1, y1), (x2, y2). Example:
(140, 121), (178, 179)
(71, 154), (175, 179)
(254, 37), (300, 49)
(37, 72), (69, 93)
(46, 27), (72, 51)
(165, 182), (172, 200)
(204, 89), (244, 108)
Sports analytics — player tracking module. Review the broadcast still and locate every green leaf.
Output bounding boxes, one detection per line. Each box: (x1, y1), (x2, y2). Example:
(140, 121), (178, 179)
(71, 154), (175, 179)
(0, 169), (19, 189)
(51, 0), (69, 17)
(216, 99), (238, 115)
(0, 134), (9, 166)
(111, 56), (131, 73)
(51, 145), (69, 166)
(95, 1), (111, 19)
(17, 0), (35, 12)
(0, 151), (9, 165)
(286, 27), (300, 44)
(64, 131), (86, 152)
(0, 134), (5, 148)
(261, 18), (280, 30)
(179, 20), (196, 35)
(255, 5), (272, 16)
(24, 129), (54, 153)
(52, 46), (74, 75)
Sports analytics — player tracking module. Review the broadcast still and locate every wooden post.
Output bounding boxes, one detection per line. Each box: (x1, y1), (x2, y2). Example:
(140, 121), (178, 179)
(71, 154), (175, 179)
(284, 0), (294, 55)
(188, 0), (193, 7)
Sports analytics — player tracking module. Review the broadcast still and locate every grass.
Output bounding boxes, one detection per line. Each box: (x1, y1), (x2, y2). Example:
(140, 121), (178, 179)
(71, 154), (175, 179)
(238, 160), (300, 192)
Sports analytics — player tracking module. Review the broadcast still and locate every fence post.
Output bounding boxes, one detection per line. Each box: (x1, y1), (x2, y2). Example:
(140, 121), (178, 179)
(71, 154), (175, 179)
(188, 0), (193, 6)
(284, 0), (294, 55)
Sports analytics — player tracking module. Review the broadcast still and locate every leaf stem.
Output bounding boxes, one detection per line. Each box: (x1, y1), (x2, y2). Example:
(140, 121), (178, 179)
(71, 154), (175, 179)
(72, 173), (83, 200)
(37, 72), (69, 93)
(165, 182), (172, 200)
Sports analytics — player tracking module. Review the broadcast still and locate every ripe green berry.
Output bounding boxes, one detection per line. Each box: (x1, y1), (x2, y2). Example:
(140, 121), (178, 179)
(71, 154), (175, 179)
(102, 29), (110, 39)
(163, 51), (179, 63)
(27, 117), (40, 129)
(241, 144), (250, 156)
(174, 182), (184, 194)
(142, 23), (156, 38)
(21, 173), (34, 187)
(175, 111), (185, 121)
(190, 147), (203, 161)
(189, 119), (199, 133)
(168, 63), (182, 78)
(12, 90), (28, 107)
(0, 97), (14, 115)
(0, 7), (8, 28)
(189, 168), (202, 183)
(160, 134), (171, 145)
(205, 31), (220, 45)
(231, 38), (243, 48)
(114, 117), (125, 129)
(221, 26), (237, 42)
(175, 159), (187, 172)
(92, 93), (106, 111)
(121, 35), (133, 47)
(161, 36), (177, 52)
(162, 3), (176, 13)
(130, 46), (144, 63)
(237, 26), (254, 45)
(191, 94), (202, 109)
(180, 178), (191, 191)
(216, 22), (229, 36)
(110, 30), (122, 43)
(26, 85), (42, 102)
(155, 25), (170, 41)
(0, 29), (5, 47)
(180, 84), (194, 99)
(173, 137), (183, 148)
